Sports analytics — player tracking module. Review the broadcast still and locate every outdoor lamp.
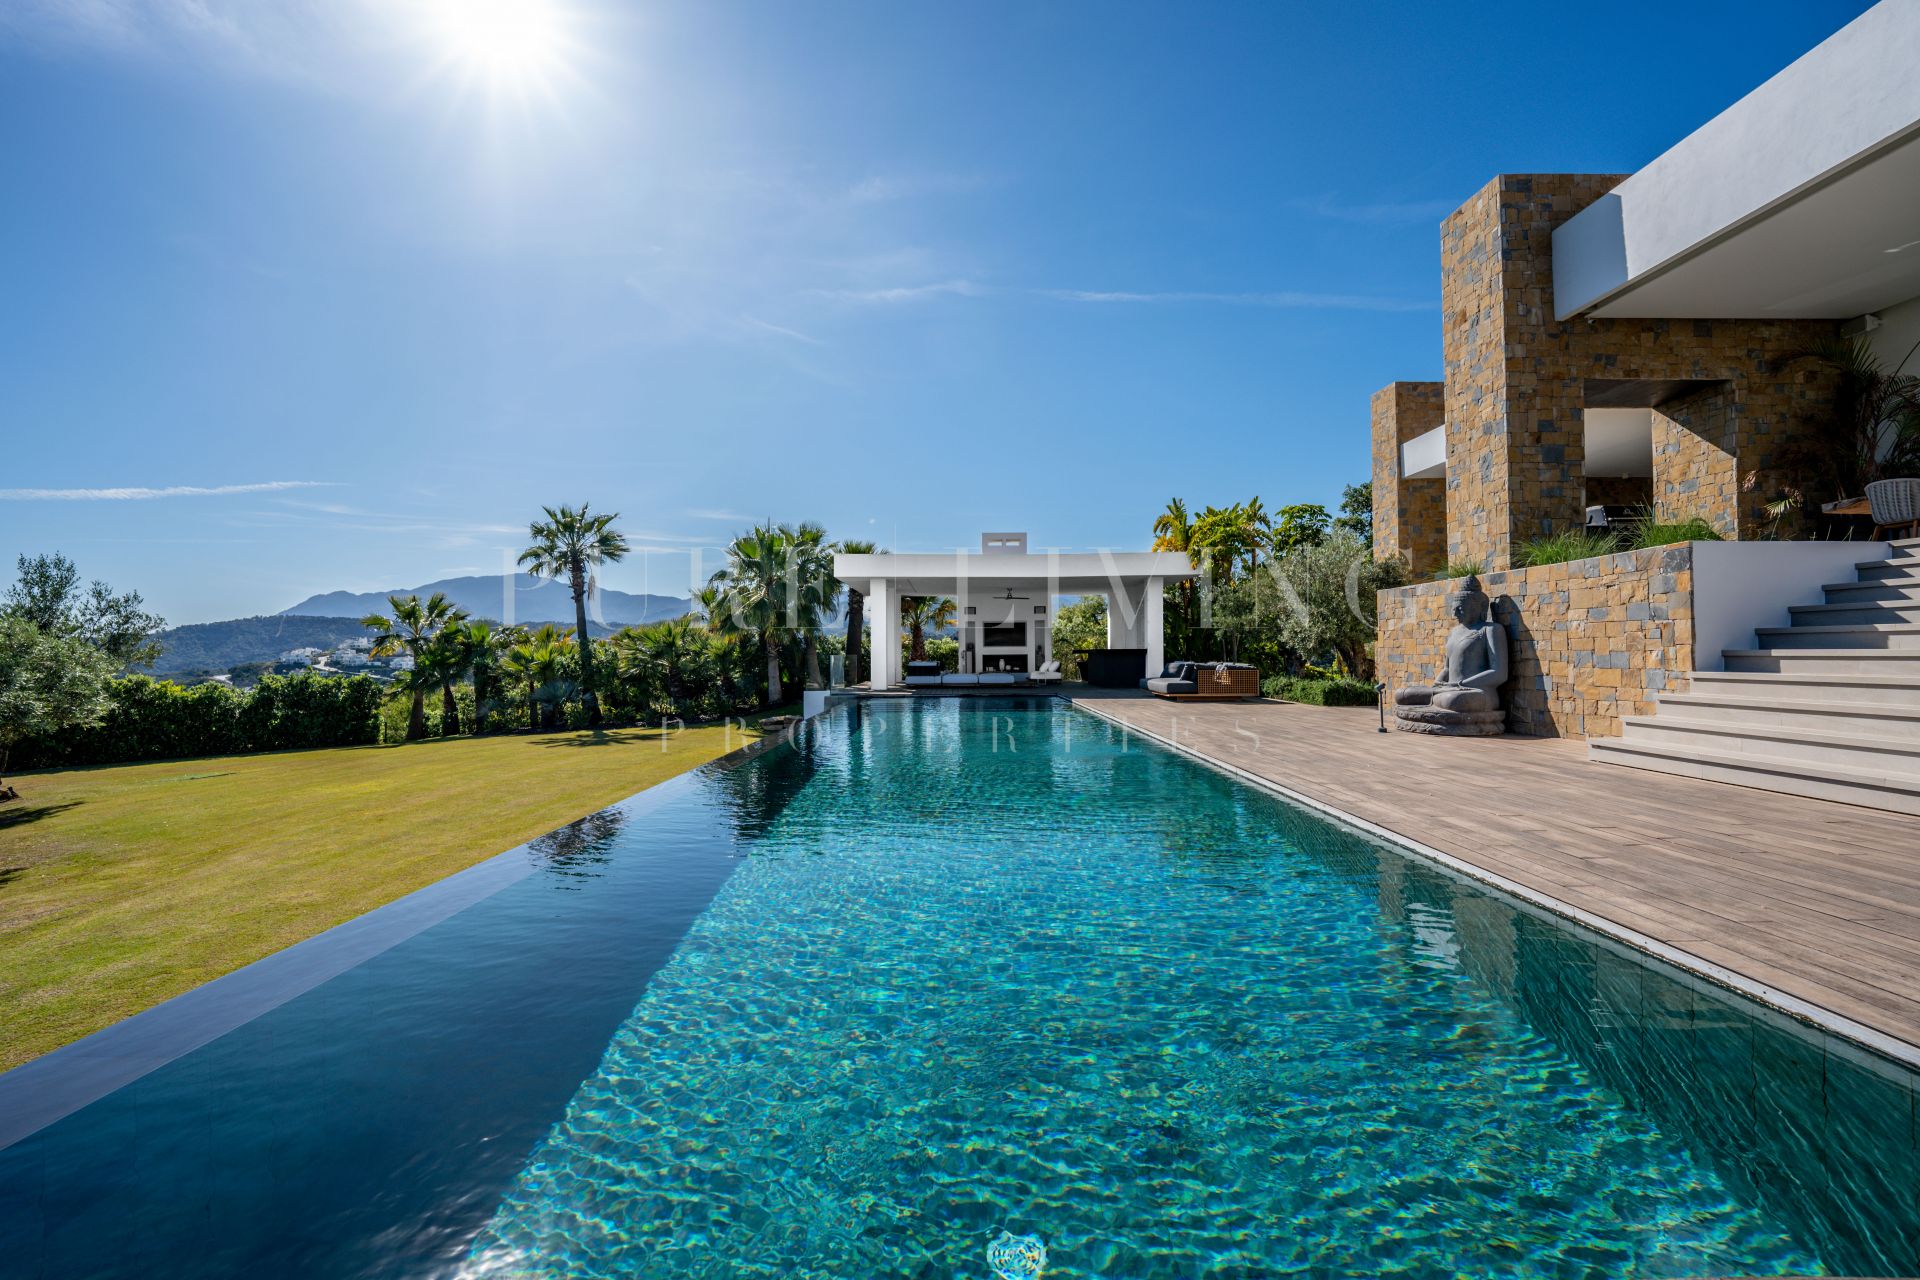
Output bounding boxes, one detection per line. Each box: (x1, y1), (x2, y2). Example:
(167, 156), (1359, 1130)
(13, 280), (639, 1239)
(1376, 682), (1387, 733)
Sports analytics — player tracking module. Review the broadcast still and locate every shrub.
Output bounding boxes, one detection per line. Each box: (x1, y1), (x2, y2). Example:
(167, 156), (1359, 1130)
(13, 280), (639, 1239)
(1433, 559), (1484, 580)
(13, 672), (382, 770)
(1514, 530), (1620, 568)
(1261, 674), (1378, 707)
(1628, 514), (1724, 549)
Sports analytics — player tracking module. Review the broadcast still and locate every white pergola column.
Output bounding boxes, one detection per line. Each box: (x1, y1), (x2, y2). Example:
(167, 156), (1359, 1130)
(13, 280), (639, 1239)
(869, 578), (895, 689)
(1144, 576), (1164, 677)
(1106, 581), (1142, 648)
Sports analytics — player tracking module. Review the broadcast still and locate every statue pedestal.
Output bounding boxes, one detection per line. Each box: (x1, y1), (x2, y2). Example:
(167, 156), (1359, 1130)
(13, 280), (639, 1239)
(1393, 705), (1506, 736)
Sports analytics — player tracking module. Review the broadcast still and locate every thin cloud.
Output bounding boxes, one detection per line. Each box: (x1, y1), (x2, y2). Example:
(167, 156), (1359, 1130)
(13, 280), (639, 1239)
(0, 481), (333, 501)
(844, 173), (993, 205)
(816, 279), (989, 304)
(1035, 288), (1433, 312)
(1284, 195), (1458, 226)
(737, 315), (823, 346)
(685, 508), (757, 523)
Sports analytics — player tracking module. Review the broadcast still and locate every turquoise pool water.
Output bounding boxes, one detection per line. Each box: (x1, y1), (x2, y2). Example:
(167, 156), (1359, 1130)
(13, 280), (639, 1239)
(1, 698), (1915, 1278)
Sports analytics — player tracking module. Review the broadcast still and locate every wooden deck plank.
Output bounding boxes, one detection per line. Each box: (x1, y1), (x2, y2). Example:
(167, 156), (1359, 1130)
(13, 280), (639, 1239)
(1070, 693), (1920, 1061)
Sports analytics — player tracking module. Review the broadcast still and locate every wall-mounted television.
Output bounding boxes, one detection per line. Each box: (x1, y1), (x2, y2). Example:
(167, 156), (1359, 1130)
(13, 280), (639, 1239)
(983, 622), (1027, 647)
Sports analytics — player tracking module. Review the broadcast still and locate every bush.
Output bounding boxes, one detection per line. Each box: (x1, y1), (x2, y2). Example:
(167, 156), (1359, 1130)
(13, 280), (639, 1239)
(1514, 530), (1621, 568)
(1628, 514), (1724, 549)
(13, 672), (382, 770)
(1262, 674), (1378, 706)
(1433, 559), (1484, 580)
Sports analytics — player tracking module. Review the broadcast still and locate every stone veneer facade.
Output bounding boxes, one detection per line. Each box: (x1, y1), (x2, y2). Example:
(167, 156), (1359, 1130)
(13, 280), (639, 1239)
(1375, 546), (1695, 739)
(1369, 382), (1448, 578)
(1427, 173), (1838, 571)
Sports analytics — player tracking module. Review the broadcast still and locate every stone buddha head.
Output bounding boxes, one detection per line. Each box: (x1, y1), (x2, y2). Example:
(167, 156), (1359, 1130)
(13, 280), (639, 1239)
(1448, 576), (1491, 628)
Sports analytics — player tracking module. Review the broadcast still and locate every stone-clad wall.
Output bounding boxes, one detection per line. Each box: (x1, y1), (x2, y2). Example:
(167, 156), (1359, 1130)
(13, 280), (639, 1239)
(1375, 546), (1695, 739)
(1370, 382), (1448, 577)
(1438, 174), (1839, 570)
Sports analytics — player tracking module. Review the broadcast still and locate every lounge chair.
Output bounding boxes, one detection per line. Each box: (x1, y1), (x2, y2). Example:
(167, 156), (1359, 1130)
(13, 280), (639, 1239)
(1144, 661), (1199, 695)
(1031, 659), (1063, 684)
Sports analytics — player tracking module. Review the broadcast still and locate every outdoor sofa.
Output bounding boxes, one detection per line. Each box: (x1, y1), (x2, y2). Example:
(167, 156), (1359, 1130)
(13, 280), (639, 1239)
(1143, 661), (1260, 701)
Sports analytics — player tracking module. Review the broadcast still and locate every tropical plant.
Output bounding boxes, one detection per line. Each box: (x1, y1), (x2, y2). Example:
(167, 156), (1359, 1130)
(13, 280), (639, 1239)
(361, 591), (465, 740)
(454, 620), (516, 734)
(899, 596), (955, 661)
(518, 504), (631, 727)
(1789, 336), (1920, 504)
(838, 540), (879, 686)
(786, 522), (839, 690)
(1514, 529), (1621, 568)
(707, 523), (801, 707)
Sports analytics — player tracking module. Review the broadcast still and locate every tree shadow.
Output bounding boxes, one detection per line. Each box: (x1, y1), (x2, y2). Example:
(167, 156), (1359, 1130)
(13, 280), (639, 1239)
(0, 801), (81, 830)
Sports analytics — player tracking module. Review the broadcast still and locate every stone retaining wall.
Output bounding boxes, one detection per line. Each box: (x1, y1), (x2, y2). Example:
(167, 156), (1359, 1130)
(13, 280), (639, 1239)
(1375, 545), (1695, 739)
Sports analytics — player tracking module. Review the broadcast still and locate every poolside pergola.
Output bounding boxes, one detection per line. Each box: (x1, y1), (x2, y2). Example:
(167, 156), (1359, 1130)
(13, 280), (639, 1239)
(832, 533), (1196, 689)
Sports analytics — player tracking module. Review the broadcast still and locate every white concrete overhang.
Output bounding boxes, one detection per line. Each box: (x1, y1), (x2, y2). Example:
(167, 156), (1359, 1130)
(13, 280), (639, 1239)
(832, 551), (1194, 599)
(1400, 425), (1446, 480)
(1554, 0), (1920, 320)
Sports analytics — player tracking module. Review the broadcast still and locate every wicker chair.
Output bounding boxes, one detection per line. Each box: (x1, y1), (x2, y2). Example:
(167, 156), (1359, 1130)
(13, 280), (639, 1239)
(1866, 478), (1920, 540)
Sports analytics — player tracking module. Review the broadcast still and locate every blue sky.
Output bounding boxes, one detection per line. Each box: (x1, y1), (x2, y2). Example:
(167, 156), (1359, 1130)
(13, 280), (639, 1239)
(1, 0), (1874, 624)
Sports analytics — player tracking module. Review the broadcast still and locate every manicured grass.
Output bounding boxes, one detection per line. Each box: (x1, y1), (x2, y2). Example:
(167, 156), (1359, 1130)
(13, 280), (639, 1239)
(0, 719), (776, 1070)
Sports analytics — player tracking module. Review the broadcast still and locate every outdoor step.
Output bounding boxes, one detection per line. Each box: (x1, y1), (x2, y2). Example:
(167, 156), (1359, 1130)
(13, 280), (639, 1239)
(1855, 558), (1920, 582)
(1651, 692), (1920, 740)
(1822, 578), (1920, 603)
(1722, 648), (1920, 675)
(1687, 670), (1920, 708)
(1892, 535), (1920, 556)
(1589, 738), (1920, 816)
(1791, 600), (1920, 626)
(1753, 623), (1920, 649)
(1617, 716), (1920, 776)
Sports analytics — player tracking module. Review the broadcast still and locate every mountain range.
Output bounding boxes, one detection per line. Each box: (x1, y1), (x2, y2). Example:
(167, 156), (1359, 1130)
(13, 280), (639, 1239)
(281, 574), (692, 629)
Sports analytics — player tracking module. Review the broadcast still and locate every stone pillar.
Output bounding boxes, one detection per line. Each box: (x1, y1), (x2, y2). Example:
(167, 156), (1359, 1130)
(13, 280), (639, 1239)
(1371, 381), (1448, 577)
(869, 578), (894, 689)
(1439, 173), (1841, 566)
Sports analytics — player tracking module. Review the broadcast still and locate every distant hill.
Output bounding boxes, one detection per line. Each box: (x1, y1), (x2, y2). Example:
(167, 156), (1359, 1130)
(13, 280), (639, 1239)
(149, 615), (373, 676)
(281, 573), (692, 629)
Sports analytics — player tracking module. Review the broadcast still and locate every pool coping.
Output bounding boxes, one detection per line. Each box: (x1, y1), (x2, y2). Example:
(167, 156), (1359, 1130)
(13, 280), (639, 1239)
(1072, 698), (1920, 1078)
(0, 722), (803, 1153)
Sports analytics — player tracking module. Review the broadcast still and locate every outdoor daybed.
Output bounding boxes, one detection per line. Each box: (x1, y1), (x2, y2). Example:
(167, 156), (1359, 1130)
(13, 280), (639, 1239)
(1144, 661), (1259, 701)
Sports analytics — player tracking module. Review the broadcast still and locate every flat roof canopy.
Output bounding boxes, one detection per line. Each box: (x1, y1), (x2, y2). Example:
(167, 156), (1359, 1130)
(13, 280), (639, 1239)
(832, 550), (1194, 598)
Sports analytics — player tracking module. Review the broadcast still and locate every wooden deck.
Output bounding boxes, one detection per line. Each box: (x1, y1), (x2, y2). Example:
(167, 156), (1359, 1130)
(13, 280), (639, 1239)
(1070, 693), (1920, 1065)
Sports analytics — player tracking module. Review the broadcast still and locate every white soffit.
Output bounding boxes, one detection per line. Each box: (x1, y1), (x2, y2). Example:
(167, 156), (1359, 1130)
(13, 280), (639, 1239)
(1400, 426), (1446, 480)
(1554, 0), (1920, 320)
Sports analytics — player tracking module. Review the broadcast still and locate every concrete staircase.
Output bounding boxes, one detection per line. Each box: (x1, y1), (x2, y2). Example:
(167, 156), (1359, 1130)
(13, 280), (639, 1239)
(1590, 537), (1920, 814)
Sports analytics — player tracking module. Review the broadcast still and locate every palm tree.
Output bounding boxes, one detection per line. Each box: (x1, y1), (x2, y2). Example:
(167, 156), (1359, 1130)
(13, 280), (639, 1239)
(421, 630), (466, 737)
(1151, 498), (1193, 556)
(708, 523), (796, 707)
(838, 539), (878, 686)
(518, 504), (630, 728)
(362, 592), (465, 740)
(900, 596), (955, 662)
(784, 522), (839, 689)
(457, 620), (514, 734)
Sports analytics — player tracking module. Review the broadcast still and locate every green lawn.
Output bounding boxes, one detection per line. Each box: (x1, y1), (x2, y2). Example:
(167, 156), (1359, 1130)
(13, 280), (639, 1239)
(0, 719), (775, 1071)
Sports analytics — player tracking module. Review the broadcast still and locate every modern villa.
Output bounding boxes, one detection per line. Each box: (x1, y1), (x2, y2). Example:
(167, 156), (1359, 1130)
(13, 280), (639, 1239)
(5, 7), (1920, 1280)
(1372, 0), (1920, 812)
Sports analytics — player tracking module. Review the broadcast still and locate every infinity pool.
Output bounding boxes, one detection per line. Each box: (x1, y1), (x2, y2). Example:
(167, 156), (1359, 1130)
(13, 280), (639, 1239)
(1, 699), (1914, 1278)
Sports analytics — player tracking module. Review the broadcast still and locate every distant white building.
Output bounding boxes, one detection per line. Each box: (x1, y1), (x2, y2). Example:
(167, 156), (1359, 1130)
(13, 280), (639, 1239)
(387, 655), (415, 673)
(332, 648), (373, 668)
(279, 647), (324, 665)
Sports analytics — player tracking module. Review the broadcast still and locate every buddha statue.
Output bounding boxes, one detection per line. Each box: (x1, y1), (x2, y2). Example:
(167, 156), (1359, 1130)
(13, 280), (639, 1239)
(1393, 575), (1509, 736)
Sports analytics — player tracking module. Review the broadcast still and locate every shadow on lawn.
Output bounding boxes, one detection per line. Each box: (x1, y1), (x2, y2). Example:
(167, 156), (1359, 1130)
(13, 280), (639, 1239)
(0, 801), (81, 830)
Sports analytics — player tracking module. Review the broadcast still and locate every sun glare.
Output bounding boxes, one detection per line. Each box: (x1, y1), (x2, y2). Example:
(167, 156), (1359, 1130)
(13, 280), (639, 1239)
(429, 0), (570, 87)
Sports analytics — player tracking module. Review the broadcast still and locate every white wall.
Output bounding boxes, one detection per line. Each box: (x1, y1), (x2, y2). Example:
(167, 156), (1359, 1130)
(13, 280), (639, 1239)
(1867, 293), (1920, 373)
(1691, 540), (1890, 669)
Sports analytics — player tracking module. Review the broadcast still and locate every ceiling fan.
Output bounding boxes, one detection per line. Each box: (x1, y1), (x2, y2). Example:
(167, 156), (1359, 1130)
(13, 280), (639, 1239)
(989, 587), (1030, 600)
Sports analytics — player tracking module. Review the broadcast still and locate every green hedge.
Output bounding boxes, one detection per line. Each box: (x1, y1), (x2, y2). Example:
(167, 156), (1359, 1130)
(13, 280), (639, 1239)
(13, 672), (383, 771)
(1262, 675), (1378, 707)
